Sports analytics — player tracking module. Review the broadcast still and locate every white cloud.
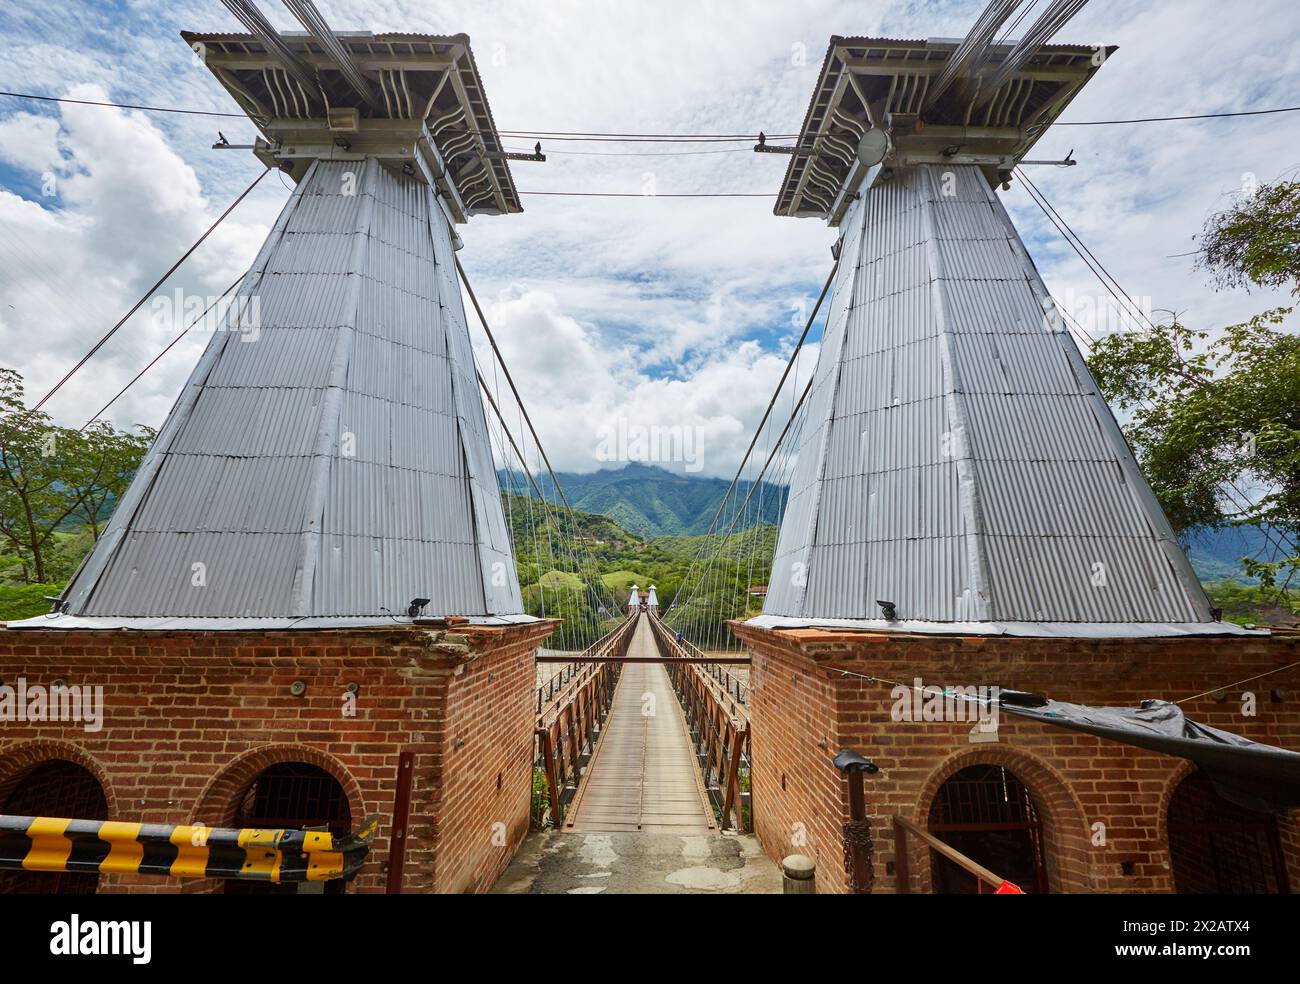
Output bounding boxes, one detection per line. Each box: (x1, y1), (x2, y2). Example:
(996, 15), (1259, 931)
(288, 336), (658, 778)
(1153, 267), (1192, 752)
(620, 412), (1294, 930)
(0, 0), (1297, 484)
(0, 113), (62, 174)
(475, 285), (820, 477)
(0, 82), (279, 430)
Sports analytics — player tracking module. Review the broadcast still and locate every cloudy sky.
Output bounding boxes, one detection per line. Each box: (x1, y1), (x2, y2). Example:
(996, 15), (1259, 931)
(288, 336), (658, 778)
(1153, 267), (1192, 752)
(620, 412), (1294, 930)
(1, 0), (1297, 480)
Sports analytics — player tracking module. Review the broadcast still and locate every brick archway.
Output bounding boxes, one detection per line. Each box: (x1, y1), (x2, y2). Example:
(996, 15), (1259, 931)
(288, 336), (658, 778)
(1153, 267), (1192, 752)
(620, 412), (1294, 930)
(911, 745), (1091, 893)
(0, 740), (118, 817)
(1161, 765), (1291, 893)
(0, 741), (116, 894)
(191, 744), (368, 830)
(1150, 758), (1197, 891)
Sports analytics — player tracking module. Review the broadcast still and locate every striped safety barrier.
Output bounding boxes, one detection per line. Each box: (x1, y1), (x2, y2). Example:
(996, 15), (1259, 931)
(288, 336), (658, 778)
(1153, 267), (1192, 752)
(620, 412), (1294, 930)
(0, 813), (379, 883)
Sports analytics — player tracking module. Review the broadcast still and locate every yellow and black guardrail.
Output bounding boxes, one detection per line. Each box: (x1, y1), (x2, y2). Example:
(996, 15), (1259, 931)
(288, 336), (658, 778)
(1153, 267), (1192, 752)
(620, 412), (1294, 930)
(0, 813), (379, 884)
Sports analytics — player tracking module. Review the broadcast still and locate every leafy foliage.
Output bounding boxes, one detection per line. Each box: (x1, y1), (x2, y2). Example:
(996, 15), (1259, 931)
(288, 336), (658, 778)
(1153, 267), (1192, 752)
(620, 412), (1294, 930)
(1088, 309), (1300, 590)
(0, 582), (67, 621)
(659, 524), (779, 646)
(1203, 579), (1299, 626)
(502, 486), (780, 649)
(0, 368), (152, 584)
(1089, 178), (1300, 595)
(1197, 180), (1300, 295)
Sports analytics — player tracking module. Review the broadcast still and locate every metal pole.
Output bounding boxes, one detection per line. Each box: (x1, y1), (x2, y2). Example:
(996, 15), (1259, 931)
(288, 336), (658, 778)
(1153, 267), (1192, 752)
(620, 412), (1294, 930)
(833, 749), (879, 894)
(385, 751), (415, 894)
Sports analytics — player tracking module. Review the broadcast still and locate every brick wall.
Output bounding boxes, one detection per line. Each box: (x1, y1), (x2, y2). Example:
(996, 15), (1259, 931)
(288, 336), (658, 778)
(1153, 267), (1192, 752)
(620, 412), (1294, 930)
(0, 619), (553, 894)
(426, 622), (544, 893)
(732, 622), (1300, 895)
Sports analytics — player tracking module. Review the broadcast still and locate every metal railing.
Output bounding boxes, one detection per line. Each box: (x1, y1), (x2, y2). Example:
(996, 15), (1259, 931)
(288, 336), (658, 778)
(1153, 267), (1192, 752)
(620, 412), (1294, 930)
(671, 632), (751, 706)
(0, 813), (379, 885)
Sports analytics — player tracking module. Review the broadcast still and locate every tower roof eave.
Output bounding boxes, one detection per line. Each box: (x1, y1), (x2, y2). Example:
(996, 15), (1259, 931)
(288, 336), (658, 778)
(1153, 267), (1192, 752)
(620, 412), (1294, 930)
(181, 29), (522, 216)
(774, 35), (1116, 222)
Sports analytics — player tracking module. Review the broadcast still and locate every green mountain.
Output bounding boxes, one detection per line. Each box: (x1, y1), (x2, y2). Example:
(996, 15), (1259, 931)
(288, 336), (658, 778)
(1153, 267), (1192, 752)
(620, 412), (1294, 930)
(501, 463), (1293, 589)
(498, 462), (786, 538)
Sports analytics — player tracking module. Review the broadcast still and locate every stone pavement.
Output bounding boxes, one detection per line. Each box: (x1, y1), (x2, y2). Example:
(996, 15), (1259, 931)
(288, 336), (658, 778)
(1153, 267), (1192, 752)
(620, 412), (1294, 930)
(491, 830), (783, 894)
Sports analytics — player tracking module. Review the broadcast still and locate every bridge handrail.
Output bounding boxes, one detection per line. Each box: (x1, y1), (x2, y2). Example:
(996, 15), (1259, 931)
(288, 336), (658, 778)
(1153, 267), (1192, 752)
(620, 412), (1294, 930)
(892, 814), (1020, 894)
(646, 614), (749, 726)
(649, 613), (751, 706)
(531, 614), (638, 827)
(644, 615), (751, 832)
(536, 615), (637, 728)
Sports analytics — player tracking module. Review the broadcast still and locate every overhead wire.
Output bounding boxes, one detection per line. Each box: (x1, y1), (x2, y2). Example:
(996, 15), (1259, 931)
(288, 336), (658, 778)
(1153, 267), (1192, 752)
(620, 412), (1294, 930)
(457, 257), (620, 633)
(4, 86), (1297, 133)
(10, 73), (1294, 631)
(80, 273), (247, 431)
(668, 264), (835, 641)
(519, 191), (775, 198)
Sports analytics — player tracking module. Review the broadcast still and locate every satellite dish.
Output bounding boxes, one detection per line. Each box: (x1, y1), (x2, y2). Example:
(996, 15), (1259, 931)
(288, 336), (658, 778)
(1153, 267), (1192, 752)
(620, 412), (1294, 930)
(856, 128), (890, 168)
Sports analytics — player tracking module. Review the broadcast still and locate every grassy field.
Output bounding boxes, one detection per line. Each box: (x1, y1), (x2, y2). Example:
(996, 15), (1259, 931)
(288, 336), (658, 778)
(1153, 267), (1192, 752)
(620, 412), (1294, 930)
(0, 582), (63, 622)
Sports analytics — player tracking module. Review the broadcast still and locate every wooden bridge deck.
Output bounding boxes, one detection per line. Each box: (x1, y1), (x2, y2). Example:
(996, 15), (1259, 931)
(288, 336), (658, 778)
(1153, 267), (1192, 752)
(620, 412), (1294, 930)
(565, 615), (715, 834)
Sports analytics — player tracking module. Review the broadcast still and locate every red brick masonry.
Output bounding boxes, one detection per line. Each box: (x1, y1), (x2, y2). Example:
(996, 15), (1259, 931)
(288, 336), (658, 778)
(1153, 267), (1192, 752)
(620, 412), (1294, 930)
(730, 621), (1300, 894)
(0, 618), (554, 893)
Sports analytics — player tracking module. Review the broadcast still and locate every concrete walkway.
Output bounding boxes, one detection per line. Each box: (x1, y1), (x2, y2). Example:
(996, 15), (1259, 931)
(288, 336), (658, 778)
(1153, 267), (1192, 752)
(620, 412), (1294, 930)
(491, 830), (783, 894)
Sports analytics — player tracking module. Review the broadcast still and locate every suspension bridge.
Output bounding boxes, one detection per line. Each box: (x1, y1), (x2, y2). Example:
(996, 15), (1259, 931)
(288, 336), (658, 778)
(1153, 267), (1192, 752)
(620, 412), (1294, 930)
(3, 0), (1297, 900)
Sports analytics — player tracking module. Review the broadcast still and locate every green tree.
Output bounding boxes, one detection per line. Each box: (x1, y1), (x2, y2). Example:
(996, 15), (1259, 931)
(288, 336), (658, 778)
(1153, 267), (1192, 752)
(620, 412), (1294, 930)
(67, 420), (154, 540)
(0, 367), (151, 583)
(1197, 179), (1300, 295)
(1088, 179), (1300, 593)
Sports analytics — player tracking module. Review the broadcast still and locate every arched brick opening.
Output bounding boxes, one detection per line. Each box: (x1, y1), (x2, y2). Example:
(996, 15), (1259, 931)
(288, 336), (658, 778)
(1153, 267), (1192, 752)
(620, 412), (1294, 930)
(0, 742), (115, 895)
(1163, 767), (1291, 894)
(189, 745), (368, 895)
(0, 740), (117, 817)
(911, 746), (1091, 894)
(191, 744), (367, 829)
(1150, 758), (1197, 891)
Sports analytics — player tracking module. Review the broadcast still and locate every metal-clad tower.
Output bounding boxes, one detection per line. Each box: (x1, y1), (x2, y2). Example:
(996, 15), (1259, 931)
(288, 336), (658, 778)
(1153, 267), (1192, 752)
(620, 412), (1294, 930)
(760, 16), (1229, 633)
(52, 21), (529, 625)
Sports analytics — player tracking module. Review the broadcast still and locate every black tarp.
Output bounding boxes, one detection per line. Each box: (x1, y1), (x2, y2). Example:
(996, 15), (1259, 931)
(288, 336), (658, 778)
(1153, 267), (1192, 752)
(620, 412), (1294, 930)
(998, 697), (1300, 814)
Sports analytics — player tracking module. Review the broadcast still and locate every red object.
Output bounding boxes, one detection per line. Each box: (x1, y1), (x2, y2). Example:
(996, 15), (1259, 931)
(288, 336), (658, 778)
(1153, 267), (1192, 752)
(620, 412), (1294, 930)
(994, 881), (1025, 894)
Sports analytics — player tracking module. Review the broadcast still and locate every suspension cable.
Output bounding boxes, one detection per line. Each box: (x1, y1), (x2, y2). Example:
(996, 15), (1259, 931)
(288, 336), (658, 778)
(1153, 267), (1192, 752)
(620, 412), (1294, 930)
(80, 273), (246, 430)
(30, 167), (270, 415)
(1015, 168), (1300, 565)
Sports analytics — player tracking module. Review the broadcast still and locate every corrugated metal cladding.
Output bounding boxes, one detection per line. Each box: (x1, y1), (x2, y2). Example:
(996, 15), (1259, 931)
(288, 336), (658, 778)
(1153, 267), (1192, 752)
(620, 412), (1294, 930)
(61, 159), (522, 620)
(764, 164), (1214, 627)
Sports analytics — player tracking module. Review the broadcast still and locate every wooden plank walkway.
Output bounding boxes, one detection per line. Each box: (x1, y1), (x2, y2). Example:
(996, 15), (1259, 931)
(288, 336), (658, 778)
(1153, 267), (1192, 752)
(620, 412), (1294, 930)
(566, 615), (715, 834)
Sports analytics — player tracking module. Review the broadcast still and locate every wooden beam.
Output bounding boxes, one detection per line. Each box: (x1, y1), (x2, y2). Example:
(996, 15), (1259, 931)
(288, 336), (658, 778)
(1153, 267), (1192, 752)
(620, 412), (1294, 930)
(893, 815), (1006, 891)
(203, 51), (456, 72)
(444, 61), (509, 214)
(838, 56), (1095, 82)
